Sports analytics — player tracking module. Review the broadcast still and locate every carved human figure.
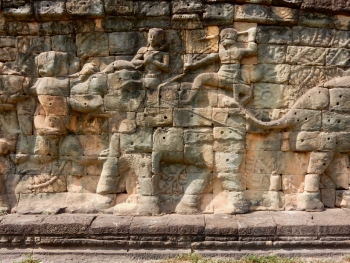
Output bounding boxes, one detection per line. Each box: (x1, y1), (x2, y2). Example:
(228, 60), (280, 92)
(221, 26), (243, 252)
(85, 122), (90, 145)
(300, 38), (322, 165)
(102, 28), (169, 89)
(182, 27), (257, 104)
(96, 29), (170, 215)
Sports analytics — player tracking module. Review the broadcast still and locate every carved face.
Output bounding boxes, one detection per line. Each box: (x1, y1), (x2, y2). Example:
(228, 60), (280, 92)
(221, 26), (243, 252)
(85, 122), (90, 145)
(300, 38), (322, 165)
(148, 29), (164, 48)
(220, 29), (237, 48)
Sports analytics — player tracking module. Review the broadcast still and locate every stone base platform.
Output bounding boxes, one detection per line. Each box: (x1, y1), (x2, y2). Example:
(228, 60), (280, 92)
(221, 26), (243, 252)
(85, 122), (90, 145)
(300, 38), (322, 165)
(1, 209), (350, 259)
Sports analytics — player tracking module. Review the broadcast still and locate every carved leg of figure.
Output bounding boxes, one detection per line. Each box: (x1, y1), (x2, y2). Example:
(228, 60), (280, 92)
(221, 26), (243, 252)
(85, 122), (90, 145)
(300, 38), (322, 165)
(217, 172), (249, 214)
(175, 171), (210, 214)
(297, 151), (334, 211)
(180, 73), (220, 104)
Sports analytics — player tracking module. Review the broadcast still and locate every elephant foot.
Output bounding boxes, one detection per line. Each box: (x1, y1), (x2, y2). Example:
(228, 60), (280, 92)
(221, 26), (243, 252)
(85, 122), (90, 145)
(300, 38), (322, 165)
(135, 196), (160, 215)
(113, 203), (138, 215)
(180, 89), (198, 105)
(224, 191), (249, 215)
(297, 192), (324, 211)
(175, 194), (200, 215)
(96, 157), (119, 194)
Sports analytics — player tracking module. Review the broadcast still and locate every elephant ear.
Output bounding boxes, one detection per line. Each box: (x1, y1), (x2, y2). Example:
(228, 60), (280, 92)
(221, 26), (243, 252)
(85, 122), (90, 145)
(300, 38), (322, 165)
(324, 76), (350, 89)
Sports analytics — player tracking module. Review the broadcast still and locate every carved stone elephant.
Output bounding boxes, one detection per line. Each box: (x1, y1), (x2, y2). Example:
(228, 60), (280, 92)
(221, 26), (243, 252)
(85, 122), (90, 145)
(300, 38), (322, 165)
(243, 76), (350, 211)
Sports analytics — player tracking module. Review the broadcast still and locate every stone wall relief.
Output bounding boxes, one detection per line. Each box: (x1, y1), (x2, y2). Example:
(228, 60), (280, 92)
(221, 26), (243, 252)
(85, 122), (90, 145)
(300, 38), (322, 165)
(1, 18), (349, 215)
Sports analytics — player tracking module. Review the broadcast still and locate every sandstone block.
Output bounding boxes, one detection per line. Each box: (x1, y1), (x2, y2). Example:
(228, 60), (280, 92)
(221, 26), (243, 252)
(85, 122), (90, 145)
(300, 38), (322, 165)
(90, 215), (132, 235)
(109, 32), (143, 55)
(172, 14), (203, 29)
(203, 4), (234, 26)
(51, 35), (77, 52)
(289, 65), (324, 89)
(234, 4), (269, 24)
(336, 190), (350, 208)
(321, 188), (335, 208)
(39, 21), (75, 35)
(246, 150), (277, 174)
(0, 47), (16, 61)
(104, 90), (144, 112)
(34, 77), (69, 96)
(3, 3), (35, 21)
(102, 16), (134, 32)
(335, 15), (350, 30)
(252, 83), (291, 109)
(104, 0), (133, 15)
(66, 0), (105, 18)
(136, 108), (173, 127)
(246, 174), (271, 191)
(205, 214), (238, 236)
(185, 27), (219, 54)
(173, 108), (212, 127)
(286, 46), (326, 66)
(0, 37), (16, 47)
(292, 26), (333, 47)
(248, 64), (291, 84)
(322, 111), (350, 132)
(77, 135), (108, 156)
(258, 45), (286, 64)
(76, 33), (109, 57)
(135, 1), (170, 17)
(172, 0), (203, 14)
(307, 152), (333, 174)
(34, 1), (69, 21)
(299, 11), (335, 29)
(245, 190), (284, 211)
(215, 152), (245, 173)
(153, 127), (183, 152)
(256, 26), (292, 44)
(326, 48), (350, 67)
(120, 128), (152, 153)
(37, 95), (68, 116)
(246, 133), (281, 151)
(217, 173), (246, 191)
(136, 17), (171, 29)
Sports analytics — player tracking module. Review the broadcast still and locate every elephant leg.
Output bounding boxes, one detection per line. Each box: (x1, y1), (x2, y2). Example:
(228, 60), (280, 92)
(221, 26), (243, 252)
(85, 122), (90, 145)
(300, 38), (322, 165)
(298, 151), (334, 211)
(217, 172), (249, 214)
(175, 171), (210, 214)
(96, 157), (119, 194)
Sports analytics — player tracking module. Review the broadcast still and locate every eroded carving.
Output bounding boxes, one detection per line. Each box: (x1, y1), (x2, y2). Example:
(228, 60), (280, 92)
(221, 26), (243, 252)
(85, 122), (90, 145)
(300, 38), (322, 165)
(0, 3), (350, 216)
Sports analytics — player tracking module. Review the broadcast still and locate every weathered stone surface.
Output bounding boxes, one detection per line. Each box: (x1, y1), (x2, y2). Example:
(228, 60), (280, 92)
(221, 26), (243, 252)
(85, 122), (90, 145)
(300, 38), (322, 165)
(34, 1), (69, 21)
(299, 11), (335, 29)
(104, 0), (134, 15)
(172, 14), (203, 29)
(237, 212), (276, 236)
(66, 0), (105, 18)
(286, 46), (326, 66)
(76, 33), (109, 57)
(0, 0), (348, 219)
(40, 214), (95, 235)
(89, 215), (132, 235)
(205, 214), (238, 236)
(203, 4), (234, 26)
(257, 26), (292, 44)
(0, 214), (46, 235)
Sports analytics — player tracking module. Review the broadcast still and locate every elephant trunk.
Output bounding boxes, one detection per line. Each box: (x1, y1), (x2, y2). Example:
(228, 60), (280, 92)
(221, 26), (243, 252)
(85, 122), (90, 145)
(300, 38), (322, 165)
(238, 105), (289, 130)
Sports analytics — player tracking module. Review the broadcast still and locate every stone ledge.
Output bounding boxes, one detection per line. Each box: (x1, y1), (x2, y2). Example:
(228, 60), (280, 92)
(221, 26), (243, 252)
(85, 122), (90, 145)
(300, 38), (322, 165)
(0, 209), (350, 251)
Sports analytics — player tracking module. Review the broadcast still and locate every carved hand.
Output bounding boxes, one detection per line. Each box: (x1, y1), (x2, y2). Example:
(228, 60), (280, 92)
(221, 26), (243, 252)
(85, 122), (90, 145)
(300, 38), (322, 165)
(247, 27), (257, 42)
